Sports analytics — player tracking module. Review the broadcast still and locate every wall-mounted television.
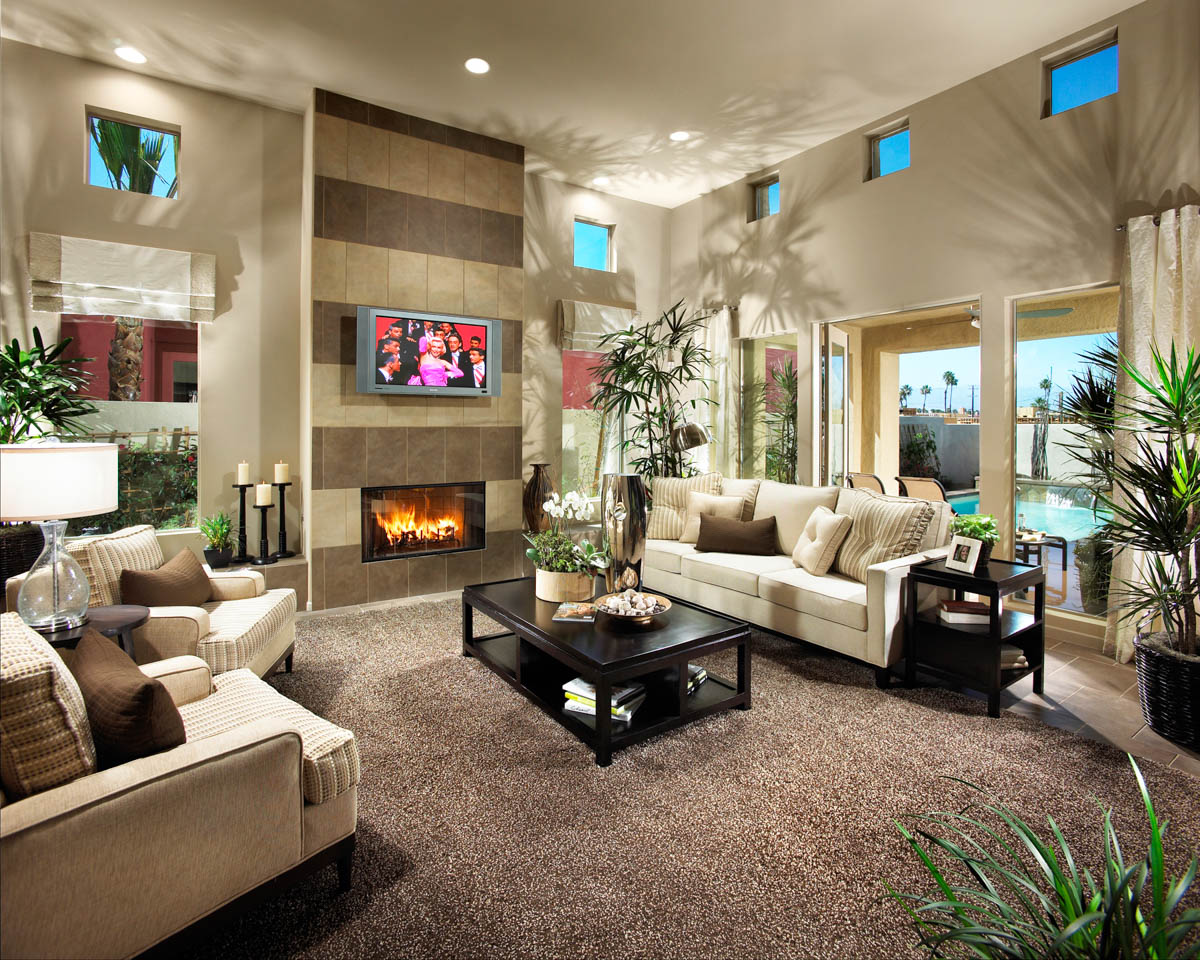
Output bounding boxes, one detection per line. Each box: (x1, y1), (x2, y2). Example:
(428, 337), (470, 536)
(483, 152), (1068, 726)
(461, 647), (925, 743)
(356, 307), (502, 398)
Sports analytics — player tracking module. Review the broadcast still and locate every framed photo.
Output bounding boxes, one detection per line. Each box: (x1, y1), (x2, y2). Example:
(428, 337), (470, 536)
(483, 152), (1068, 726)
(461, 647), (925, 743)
(945, 535), (983, 573)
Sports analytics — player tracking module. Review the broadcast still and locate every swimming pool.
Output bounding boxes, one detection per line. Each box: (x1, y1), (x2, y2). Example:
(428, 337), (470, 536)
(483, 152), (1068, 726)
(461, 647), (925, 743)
(948, 493), (1107, 542)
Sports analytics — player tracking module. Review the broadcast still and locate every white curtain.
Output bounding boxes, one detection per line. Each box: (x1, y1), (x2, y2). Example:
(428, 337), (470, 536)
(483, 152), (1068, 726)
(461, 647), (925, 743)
(703, 307), (739, 477)
(1105, 204), (1199, 661)
(557, 299), (636, 349)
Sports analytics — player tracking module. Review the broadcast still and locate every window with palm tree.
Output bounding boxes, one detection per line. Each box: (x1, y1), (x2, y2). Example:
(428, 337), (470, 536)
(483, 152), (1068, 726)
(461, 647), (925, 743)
(87, 114), (179, 198)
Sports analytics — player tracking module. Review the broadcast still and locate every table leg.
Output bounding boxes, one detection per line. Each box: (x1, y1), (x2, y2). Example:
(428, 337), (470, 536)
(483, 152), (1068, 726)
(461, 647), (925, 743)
(988, 690), (1001, 719)
(737, 636), (752, 710)
(594, 677), (612, 767)
(904, 575), (918, 688)
(461, 598), (473, 657)
(1033, 580), (1046, 695)
(116, 626), (136, 658)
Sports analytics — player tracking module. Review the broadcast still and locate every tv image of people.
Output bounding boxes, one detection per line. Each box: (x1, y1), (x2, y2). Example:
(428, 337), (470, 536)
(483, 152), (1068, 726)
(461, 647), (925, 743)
(374, 314), (488, 389)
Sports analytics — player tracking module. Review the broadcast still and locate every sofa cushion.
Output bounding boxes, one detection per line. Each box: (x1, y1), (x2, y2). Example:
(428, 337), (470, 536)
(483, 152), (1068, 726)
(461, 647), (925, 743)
(919, 499), (954, 552)
(644, 539), (699, 575)
(645, 473), (722, 540)
(834, 487), (934, 583)
(0, 613), (97, 799)
(120, 549), (213, 607)
(680, 552), (795, 597)
(198, 588), (297, 674)
(680, 492), (745, 543)
(695, 515), (779, 555)
(179, 669), (359, 804)
(719, 478), (762, 521)
(792, 505), (854, 576)
(752, 481), (840, 555)
(69, 629), (186, 767)
(758, 567), (868, 631)
(85, 525), (164, 606)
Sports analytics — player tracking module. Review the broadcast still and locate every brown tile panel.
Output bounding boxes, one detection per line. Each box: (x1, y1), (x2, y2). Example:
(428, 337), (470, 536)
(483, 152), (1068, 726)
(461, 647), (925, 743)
(445, 427), (481, 482)
(323, 426), (367, 489)
(315, 90), (523, 163)
(312, 300), (358, 366)
(406, 428), (446, 484)
(446, 549), (482, 591)
(311, 427), (324, 490)
(317, 176), (367, 243)
(366, 186), (407, 249)
(368, 558), (409, 602)
(365, 426), (408, 487)
(479, 425), (517, 480)
(444, 203), (482, 261)
(324, 544), (368, 607)
(310, 546), (326, 609)
(408, 554), (447, 595)
(501, 315), (516, 373)
(514, 321), (523, 373)
(406, 195), (445, 257)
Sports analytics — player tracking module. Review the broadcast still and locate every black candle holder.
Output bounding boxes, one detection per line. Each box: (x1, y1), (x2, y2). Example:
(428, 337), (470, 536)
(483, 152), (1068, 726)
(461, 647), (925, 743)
(273, 482), (296, 559)
(251, 503), (277, 565)
(232, 483), (253, 562)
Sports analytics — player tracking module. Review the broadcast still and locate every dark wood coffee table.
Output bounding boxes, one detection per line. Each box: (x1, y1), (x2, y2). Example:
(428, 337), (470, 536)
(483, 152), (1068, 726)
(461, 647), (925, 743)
(462, 578), (751, 766)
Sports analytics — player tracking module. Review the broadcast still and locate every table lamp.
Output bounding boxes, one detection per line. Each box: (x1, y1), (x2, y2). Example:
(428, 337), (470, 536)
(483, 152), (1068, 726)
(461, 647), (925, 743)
(0, 441), (118, 632)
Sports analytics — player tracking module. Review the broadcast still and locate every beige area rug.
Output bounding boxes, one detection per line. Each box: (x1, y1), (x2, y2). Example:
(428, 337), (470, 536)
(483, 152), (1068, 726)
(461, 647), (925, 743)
(188, 598), (1200, 959)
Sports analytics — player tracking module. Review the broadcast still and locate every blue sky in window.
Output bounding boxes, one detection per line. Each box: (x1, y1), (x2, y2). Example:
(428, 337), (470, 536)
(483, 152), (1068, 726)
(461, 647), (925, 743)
(88, 119), (177, 197)
(899, 346), (979, 410)
(1051, 44), (1118, 114)
(767, 180), (780, 215)
(877, 129), (910, 177)
(574, 220), (609, 270)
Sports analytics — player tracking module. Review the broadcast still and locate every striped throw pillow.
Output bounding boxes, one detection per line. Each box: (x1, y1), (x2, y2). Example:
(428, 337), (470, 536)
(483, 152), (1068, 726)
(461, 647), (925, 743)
(645, 473), (722, 540)
(833, 488), (934, 583)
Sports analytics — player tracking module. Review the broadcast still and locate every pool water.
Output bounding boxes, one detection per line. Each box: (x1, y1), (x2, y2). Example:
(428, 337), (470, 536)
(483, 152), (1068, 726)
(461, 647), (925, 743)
(948, 494), (1107, 542)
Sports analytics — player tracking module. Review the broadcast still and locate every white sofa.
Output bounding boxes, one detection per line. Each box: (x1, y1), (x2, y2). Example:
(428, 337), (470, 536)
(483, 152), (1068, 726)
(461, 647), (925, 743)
(642, 479), (951, 683)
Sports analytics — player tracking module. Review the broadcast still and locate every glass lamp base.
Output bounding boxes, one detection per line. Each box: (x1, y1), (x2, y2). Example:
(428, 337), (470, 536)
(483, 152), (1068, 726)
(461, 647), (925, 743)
(16, 520), (92, 633)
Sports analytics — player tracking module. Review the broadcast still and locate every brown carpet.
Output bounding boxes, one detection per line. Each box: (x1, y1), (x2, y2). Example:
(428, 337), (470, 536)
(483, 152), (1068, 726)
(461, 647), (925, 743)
(187, 597), (1200, 960)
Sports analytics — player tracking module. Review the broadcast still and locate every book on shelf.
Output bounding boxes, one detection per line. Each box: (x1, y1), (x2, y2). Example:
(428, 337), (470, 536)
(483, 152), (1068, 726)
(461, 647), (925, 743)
(562, 676), (645, 708)
(563, 693), (647, 722)
(552, 601), (597, 623)
(938, 598), (1002, 625)
(688, 663), (708, 695)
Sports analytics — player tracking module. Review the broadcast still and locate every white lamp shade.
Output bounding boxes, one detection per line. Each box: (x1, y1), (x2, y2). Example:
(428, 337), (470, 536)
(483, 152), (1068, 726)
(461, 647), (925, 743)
(0, 443), (120, 521)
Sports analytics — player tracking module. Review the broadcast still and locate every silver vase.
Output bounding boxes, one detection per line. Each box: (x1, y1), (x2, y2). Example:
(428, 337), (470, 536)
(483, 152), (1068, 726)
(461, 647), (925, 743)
(601, 473), (647, 593)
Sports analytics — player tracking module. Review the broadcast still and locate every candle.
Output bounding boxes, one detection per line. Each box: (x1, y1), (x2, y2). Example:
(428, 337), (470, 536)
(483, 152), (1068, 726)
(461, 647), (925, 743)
(255, 481), (273, 507)
(237, 461), (250, 485)
(274, 461), (289, 484)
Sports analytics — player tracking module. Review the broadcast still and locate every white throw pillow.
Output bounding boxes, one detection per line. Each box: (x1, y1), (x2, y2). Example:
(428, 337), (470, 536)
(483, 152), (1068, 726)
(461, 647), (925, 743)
(680, 492), (745, 543)
(719, 478), (762, 521)
(646, 473), (722, 540)
(791, 505), (854, 576)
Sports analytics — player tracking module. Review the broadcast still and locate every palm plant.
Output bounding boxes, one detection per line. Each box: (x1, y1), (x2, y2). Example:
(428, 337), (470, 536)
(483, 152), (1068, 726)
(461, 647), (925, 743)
(589, 300), (714, 480)
(763, 358), (799, 484)
(921, 385), (932, 412)
(89, 117), (178, 196)
(901, 384), (913, 412)
(0, 327), (96, 442)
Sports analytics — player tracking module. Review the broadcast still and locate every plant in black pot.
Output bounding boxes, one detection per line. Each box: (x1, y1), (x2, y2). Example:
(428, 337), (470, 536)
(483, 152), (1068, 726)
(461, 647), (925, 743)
(1066, 340), (1199, 749)
(948, 513), (999, 573)
(199, 512), (234, 569)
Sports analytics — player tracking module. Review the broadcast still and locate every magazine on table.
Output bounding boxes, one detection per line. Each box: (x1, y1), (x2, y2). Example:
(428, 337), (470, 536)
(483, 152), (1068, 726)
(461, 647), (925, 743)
(553, 601), (597, 623)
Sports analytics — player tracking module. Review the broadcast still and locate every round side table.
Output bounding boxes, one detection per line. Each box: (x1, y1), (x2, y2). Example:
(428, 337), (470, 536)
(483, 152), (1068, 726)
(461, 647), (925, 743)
(40, 604), (151, 658)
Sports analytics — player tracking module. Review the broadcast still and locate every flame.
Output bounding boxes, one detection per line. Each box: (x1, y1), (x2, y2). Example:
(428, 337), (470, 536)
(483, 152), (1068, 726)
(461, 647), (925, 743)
(376, 503), (459, 545)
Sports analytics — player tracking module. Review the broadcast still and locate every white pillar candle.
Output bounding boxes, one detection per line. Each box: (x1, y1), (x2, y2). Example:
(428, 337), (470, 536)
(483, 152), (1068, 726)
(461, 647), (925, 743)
(274, 461), (289, 484)
(237, 461), (250, 485)
(255, 481), (273, 507)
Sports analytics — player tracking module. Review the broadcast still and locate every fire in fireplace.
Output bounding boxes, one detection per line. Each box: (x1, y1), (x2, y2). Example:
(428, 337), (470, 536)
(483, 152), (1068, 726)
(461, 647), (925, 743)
(361, 482), (485, 562)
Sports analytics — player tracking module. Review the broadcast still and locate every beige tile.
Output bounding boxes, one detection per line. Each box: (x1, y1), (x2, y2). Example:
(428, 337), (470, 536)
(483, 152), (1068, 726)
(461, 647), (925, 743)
(485, 478), (524, 532)
(464, 152), (499, 210)
(311, 489), (350, 548)
(387, 395), (428, 427)
(1060, 685), (1147, 740)
(345, 242), (389, 306)
(312, 238), (346, 303)
(427, 256), (464, 313)
(427, 144), (465, 204)
(1048, 639), (1114, 664)
(1170, 752), (1200, 777)
(497, 266), (523, 320)
(312, 363), (346, 426)
(498, 372), (522, 425)
(347, 121), (389, 188)
(496, 160), (523, 216)
(339, 365), (390, 427)
(1051, 656), (1139, 698)
(1132, 724), (1200, 768)
(389, 133), (428, 196)
(314, 114), (348, 180)
(388, 250), (427, 309)
(463, 397), (498, 424)
(463, 262), (498, 317)
(426, 397), (465, 426)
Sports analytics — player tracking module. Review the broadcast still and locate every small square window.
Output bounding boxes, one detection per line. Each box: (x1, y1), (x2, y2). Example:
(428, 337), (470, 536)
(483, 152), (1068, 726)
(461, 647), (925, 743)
(752, 178), (780, 220)
(574, 219), (613, 271)
(1046, 41), (1118, 116)
(87, 112), (179, 198)
(871, 127), (910, 179)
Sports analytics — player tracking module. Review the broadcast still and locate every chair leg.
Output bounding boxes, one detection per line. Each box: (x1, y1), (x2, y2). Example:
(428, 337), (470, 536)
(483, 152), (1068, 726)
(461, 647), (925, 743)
(336, 845), (354, 893)
(285, 651), (294, 673)
(875, 667), (890, 689)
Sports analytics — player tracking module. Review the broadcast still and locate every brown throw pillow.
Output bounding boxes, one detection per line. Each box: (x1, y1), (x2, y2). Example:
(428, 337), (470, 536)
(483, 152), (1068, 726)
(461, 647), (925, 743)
(694, 514), (779, 555)
(69, 629), (185, 767)
(120, 549), (212, 607)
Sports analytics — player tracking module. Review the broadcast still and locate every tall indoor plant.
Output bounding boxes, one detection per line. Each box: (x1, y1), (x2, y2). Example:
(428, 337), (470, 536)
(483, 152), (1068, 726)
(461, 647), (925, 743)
(588, 300), (714, 480)
(1066, 341), (1199, 748)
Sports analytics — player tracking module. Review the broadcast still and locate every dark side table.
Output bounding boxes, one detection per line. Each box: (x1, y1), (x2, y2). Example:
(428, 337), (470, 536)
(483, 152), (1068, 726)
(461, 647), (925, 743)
(40, 605), (151, 658)
(904, 558), (1045, 717)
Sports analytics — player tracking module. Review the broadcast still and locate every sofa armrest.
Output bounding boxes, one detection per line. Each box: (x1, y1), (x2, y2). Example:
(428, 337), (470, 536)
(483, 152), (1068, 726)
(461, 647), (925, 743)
(0, 718), (304, 960)
(207, 567), (266, 600)
(132, 606), (212, 663)
(865, 550), (936, 668)
(139, 655), (213, 706)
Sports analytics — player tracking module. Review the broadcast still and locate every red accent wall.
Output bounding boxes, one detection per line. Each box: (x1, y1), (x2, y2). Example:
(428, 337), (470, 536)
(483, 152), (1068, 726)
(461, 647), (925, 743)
(562, 350), (604, 410)
(59, 316), (197, 402)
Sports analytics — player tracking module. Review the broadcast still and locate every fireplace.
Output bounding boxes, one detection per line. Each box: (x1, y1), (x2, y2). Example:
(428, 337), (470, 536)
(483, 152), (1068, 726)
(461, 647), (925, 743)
(361, 482), (485, 562)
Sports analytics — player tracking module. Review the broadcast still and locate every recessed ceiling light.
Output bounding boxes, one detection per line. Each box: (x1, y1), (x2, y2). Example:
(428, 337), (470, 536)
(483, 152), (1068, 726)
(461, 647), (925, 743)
(592, 176), (610, 186)
(114, 45), (146, 64)
(464, 58), (490, 75)
(669, 130), (690, 142)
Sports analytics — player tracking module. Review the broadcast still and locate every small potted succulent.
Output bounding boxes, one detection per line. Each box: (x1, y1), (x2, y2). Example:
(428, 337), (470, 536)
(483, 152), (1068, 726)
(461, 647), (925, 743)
(525, 491), (610, 602)
(199, 512), (233, 569)
(949, 513), (1000, 573)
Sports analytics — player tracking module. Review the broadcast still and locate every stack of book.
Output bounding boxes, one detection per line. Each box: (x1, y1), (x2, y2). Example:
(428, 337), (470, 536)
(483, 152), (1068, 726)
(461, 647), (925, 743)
(688, 663), (708, 695)
(937, 599), (1001, 625)
(562, 677), (646, 724)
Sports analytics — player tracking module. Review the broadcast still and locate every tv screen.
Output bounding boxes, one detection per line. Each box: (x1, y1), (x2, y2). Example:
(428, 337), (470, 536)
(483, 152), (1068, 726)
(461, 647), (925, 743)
(356, 307), (502, 398)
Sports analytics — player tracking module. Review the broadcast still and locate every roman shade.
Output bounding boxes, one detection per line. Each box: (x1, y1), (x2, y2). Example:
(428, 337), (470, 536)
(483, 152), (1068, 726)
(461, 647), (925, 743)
(28, 233), (216, 323)
(557, 299), (637, 350)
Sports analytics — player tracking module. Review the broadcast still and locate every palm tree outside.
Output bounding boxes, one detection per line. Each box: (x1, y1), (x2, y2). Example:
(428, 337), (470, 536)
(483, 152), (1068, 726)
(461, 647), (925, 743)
(89, 117), (178, 197)
(941, 370), (957, 412)
(920, 385), (931, 411)
(899, 384), (912, 411)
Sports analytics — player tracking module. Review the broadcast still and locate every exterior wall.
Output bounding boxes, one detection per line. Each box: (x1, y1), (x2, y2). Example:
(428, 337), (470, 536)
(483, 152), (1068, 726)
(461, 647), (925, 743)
(306, 90), (526, 608)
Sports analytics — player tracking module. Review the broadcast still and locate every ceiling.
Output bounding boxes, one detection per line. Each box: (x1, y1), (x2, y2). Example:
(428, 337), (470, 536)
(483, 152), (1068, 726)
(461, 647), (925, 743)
(2, 0), (1137, 208)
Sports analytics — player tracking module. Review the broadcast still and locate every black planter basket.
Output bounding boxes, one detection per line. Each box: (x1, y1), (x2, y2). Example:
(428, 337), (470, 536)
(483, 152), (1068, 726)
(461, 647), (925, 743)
(1134, 634), (1200, 751)
(973, 541), (994, 574)
(0, 523), (45, 612)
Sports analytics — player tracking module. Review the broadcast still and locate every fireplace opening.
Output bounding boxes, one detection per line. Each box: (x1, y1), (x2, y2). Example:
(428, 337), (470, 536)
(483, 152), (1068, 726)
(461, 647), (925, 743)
(361, 482), (485, 562)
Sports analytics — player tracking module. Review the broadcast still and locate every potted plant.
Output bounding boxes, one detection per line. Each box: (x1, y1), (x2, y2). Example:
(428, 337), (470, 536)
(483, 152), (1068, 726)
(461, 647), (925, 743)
(525, 491), (609, 602)
(199, 512), (234, 569)
(1066, 341), (1199, 749)
(948, 513), (999, 572)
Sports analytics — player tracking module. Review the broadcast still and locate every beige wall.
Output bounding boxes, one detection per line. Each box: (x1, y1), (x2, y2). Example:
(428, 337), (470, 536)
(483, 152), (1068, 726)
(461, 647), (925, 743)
(669, 0), (1200, 547)
(0, 40), (304, 547)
